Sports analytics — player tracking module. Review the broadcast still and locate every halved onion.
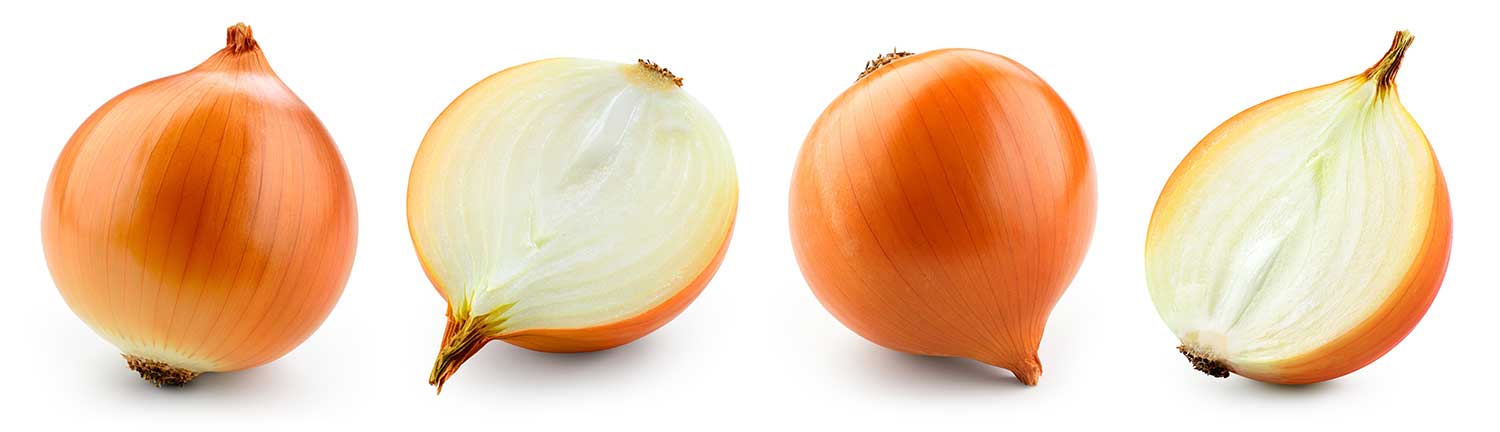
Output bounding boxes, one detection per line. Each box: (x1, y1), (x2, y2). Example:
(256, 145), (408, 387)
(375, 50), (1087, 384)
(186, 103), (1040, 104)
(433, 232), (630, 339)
(408, 58), (737, 391)
(1146, 31), (1450, 384)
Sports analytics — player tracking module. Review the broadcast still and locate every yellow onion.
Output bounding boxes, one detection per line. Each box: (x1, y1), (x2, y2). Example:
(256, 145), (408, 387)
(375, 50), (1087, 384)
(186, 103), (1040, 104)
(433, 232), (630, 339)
(790, 49), (1096, 385)
(408, 58), (737, 392)
(41, 23), (357, 386)
(1146, 31), (1450, 384)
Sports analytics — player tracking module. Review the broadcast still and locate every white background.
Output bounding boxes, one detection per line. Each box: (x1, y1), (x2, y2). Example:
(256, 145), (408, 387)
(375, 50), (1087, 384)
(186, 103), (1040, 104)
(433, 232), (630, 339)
(2, 0), (1495, 429)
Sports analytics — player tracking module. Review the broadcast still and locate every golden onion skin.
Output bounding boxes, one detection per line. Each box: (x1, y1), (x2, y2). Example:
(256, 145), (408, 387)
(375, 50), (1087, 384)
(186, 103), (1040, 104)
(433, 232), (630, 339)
(41, 24), (357, 385)
(790, 49), (1097, 385)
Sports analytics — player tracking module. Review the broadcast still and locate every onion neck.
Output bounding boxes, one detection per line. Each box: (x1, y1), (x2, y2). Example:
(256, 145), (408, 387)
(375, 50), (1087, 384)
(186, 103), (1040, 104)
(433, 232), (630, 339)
(857, 50), (915, 81)
(193, 22), (275, 74)
(429, 304), (511, 394)
(124, 355), (200, 387)
(225, 22), (258, 54)
(979, 353), (1043, 386)
(1363, 30), (1413, 94)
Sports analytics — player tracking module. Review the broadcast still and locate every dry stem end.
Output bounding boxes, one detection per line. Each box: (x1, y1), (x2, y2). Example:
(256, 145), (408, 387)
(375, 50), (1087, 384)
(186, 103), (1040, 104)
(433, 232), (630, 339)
(1011, 355), (1042, 386)
(1363, 30), (1413, 93)
(637, 59), (684, 87)
(429, 306), (510, 394)
(1177, 345), (1231, 379)
(858, 49), (915, 81)
(123, 355), (200, 387)
(978, 353), (1043, 386)
(225, 22), (258, 54)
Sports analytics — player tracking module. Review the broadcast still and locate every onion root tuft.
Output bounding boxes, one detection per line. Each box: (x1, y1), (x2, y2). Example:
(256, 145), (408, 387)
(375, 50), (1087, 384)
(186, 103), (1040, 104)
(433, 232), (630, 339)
(1177, 345), (1230, 379)
(857, 49), (915, 80)
(636, 59), (684, 87)
(123, 355), (200, 387)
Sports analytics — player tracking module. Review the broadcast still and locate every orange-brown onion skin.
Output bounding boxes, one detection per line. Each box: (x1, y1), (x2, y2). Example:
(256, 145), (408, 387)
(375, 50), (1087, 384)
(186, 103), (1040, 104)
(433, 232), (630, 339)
(40, 39), (356, 372)
(789, 49), (1096, 384)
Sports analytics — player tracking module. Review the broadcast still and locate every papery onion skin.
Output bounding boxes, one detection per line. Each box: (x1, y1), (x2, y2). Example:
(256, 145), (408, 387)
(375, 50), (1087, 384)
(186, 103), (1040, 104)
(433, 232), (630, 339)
(1146, 31), (1449, 384)
(789, 49), (1096, 385)
(409, 58), (737, 392)
(41, 24), (357, 385)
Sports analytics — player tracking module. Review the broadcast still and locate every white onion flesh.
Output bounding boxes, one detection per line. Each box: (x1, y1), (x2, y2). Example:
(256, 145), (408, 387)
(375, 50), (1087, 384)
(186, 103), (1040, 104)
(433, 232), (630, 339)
(408, 58), (737, 331)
